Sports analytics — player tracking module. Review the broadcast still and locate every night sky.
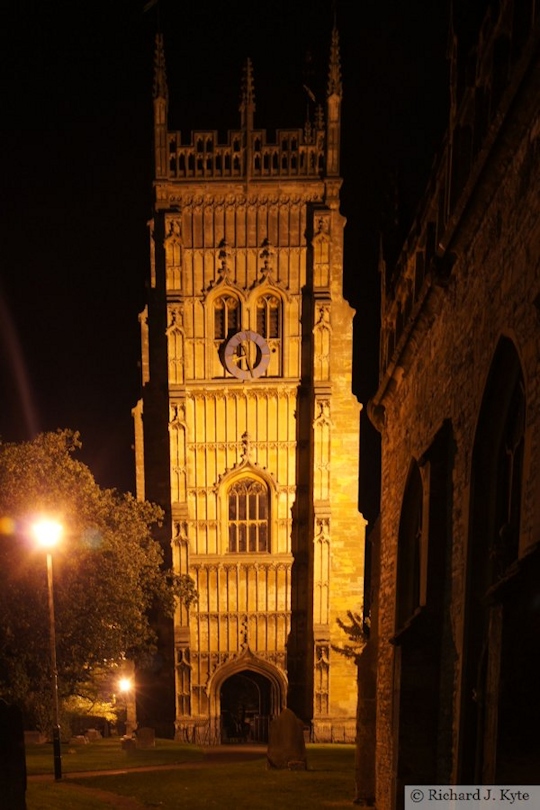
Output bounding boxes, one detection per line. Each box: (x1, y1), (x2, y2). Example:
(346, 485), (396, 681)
(1, 0), (449, 519)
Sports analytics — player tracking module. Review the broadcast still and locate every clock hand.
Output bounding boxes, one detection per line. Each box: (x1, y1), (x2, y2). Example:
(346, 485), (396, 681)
(243, 341), (253, 373)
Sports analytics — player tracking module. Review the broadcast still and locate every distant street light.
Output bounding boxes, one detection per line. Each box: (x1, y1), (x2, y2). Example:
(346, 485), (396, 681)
(32, 519), (63, 781)
(118, 675), (136, 735)
(118, 677), (132, 694)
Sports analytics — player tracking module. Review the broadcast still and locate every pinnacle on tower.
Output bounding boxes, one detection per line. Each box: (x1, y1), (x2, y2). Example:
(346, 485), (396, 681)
(325, 24), (342, 176)
(153, 33), (168, 180)
(153, 33), (168, 101)
(240, 57), (256, 131)
(327, 25), (342, 100)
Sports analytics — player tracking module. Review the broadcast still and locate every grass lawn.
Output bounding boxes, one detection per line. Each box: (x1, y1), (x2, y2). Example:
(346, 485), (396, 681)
(26, 736), (204, 775)
(27, 742), (356, 809)
(27, 781), (115, 810)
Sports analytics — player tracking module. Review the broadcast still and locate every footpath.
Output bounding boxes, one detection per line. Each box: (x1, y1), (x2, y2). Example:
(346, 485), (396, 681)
(28, 745), (267, 809)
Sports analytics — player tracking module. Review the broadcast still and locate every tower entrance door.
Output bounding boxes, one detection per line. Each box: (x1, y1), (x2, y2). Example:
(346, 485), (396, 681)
(220, 669), (272, 743)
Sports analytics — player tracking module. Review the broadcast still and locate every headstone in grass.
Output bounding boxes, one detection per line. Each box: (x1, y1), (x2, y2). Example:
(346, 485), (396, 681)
(121, 736), (137, 755)
(266, 708), (307, 770)
(86, 728), (102, 741)
(69, 735), (89, 745)
(136, 727), (156, 749)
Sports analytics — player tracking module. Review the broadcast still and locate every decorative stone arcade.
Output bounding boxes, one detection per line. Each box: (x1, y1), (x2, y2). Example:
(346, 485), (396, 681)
(134, 25), (365, 743)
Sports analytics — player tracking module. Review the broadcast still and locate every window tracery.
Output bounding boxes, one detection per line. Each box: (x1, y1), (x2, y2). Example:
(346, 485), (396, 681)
(256, 294), (281, 340)
(176, 647), (191, 716)
(228, 478), (269, 553)
(214, 295), (240, 340)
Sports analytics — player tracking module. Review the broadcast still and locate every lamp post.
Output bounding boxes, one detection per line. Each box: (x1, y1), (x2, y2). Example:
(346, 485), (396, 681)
(32, 519), (63, 781)
(118, 676), (135, 736)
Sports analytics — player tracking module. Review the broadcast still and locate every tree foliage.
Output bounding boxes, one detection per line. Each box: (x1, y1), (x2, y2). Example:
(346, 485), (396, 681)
(333, 610), (370, 664)
(0, 430), (196, 728)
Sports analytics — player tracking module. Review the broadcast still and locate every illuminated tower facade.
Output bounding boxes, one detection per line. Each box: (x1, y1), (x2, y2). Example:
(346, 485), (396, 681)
(133, 27), (365, 742)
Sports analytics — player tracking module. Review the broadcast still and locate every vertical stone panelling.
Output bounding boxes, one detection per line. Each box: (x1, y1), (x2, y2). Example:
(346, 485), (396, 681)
(203, 250), (214, 293)
(247, 202), (257, 246)
(314, 518), (330, 626)
(168, 328), (185, 385)
(165, 218), (182, 290)
(313, 305), (331, 381)
(314, 643), (330, 716)
(193, 206), (203, 249)
(313, 229), (330, 288)
(214, 202), (224, 246)
(169, 403), (187, 504)
(278, 202), (289, 247)
(203, 204), (213, 248)
(268, 202), (278, 246)
(181, 209), (192, 249)
(236, 204), (246, 249)
(313, 400), (331, 502)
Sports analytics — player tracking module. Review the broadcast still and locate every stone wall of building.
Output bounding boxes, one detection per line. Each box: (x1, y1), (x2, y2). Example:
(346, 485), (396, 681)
(369, 4), (540, 807)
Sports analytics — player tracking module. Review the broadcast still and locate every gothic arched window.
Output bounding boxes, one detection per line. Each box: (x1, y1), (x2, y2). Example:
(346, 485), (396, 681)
(256, 295), (281, 340)
(214, 296), (240, 340)
(228, 478), (269, 553)
(461, 337), (525, 783)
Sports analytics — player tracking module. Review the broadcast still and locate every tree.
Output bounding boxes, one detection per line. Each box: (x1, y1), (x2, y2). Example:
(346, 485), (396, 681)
(0, 430), (196, 729)
(332, 611), (369, 663)
(333, 611), (375, 806)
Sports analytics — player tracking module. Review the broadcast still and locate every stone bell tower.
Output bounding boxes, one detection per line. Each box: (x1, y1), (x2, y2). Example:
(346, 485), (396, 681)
(133, 25), (365, 743)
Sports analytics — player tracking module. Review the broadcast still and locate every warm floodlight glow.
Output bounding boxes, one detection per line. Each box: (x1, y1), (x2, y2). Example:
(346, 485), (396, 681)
(32, 519), (63, 549)
(118, 677), (132, 693)
(33, 518), (64, 780)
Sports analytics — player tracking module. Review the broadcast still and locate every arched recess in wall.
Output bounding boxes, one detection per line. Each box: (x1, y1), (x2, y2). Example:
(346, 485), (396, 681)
(393, 459), (424, 810)
(166, 307), (185, 385)
(395, 460), (423, 632)
(207, 648), (288, 741)
(460, 335), (533, 784)
(392, 426), (454, 805)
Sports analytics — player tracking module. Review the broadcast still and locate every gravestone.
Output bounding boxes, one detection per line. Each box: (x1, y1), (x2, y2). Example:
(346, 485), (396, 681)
(69, 735), (89, 745)
(86, 728), (102, 741)
(136, 727), (155, 749)
(266, 708), (307, 770)
(121, 736), (137, 755)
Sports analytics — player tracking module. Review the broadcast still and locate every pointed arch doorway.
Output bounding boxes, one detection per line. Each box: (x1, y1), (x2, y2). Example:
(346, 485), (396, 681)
(209, 651), (287, 744)
(220, 670), (272, 743)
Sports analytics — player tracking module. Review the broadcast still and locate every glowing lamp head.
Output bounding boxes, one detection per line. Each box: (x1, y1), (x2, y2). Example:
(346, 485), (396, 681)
(118, 677), (132, 694)
(32, 519), (63, 549)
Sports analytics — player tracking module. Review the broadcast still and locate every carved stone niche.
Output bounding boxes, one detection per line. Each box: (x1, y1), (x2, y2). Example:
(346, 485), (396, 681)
(312, 217), (331, 289)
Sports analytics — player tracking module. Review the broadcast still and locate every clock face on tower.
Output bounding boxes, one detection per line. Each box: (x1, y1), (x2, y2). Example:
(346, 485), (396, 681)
(223, 330), (271, 380)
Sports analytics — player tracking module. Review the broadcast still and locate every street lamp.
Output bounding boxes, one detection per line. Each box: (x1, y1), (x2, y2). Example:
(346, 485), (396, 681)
(32, 518), (63, 781)
(118, 676), (135, 735)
